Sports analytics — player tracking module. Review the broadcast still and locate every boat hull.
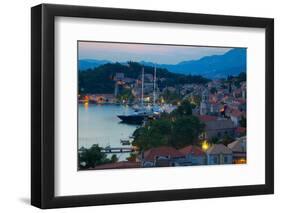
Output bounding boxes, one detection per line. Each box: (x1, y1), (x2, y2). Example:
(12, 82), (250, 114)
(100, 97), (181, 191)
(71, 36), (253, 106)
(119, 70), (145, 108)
(117, 115), (146, 124)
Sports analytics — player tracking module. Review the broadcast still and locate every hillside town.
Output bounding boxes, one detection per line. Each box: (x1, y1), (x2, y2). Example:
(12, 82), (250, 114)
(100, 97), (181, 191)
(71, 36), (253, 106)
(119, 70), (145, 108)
(78, 67), (247, 170)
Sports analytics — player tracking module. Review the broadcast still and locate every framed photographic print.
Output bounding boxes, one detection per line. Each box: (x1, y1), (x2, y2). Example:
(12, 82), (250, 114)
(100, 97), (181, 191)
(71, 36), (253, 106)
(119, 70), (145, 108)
(31, 4), (274, 209)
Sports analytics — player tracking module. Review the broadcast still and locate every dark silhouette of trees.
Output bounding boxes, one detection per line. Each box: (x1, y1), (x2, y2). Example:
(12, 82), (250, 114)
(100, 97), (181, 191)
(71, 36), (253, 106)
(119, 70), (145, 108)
(78, 145), (118, 169)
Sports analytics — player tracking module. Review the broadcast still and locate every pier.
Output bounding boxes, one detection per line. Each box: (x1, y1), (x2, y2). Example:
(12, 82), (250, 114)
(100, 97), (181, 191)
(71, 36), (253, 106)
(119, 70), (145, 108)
(101, 147), (136, 153)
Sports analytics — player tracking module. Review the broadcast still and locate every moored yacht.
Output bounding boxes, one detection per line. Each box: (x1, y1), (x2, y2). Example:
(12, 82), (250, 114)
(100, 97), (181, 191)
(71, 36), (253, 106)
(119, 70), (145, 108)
(117, 66), (158, 124)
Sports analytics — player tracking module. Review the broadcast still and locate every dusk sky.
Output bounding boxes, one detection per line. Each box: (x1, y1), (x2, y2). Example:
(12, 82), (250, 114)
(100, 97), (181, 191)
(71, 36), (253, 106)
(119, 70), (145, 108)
(78, 41), (232, 64)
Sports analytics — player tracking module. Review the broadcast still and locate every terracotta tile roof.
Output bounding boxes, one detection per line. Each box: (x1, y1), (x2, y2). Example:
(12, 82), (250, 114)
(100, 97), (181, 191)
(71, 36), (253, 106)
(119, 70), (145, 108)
(206, 144), (232, 155)
(143, 146), (184, 161)
(179, 145), (205, 156)
(235, 127), (246, 133)
(94, 161), (141, 170)
(198, 115), (217, 122)
(205, 119), (235, 130)
(228, 136), (246, 153)
(230, 109), (245, 117)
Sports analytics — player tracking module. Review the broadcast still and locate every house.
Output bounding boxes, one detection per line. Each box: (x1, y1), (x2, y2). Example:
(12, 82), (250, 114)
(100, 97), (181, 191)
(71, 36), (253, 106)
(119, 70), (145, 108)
(206, 144), (233, 165)
(140, 146), (185, 167)
(123, 77), (136, 84)
(198, 115), (236, 139)
(232, 88), (242, 98)
(89, 94), (116, 103)
(232, 98), (246, 111)
(179, 145), (206, 165)
(229, 109), (246, 127)
(210, 103), (221, 114)
(235, 127), (246, 137)
(228, 136), (246, 164)
(114, 72), (125, 81)
(144, 73), (154, 82)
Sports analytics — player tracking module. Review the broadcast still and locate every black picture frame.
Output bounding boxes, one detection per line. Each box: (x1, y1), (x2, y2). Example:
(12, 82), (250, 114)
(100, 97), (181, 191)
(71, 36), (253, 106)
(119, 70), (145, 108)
(31, 3), (274, 209)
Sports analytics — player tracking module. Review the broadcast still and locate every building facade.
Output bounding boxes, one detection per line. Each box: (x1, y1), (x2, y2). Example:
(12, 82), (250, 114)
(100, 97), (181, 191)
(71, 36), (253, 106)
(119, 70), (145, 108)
(206, 144), (233, 165)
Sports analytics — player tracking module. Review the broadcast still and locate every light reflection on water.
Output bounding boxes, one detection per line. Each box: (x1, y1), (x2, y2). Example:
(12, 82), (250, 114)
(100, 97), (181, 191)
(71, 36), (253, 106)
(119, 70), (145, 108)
(78, 104), (138, 160)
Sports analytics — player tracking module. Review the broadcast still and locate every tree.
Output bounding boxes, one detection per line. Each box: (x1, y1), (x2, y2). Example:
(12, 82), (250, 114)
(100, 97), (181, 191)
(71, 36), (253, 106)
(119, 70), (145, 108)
(238, 72), (246, 82)
(111, 154), (118, 163)
(132, 113), (205, 151)
(117, 88), (134, 103)
(127, 153), (137, 162)
(170, 116), (205, 148)
(239, 116), (246, 128)
(219, 133), (235, 146)
(210, 87), (217, 94)
(161, 90), (182, 104)
(79, 145), (106, 169)
(188, 95), (201, 107)
(78, 144), (116, 169)
(211, 136), (220, 144)
(132, 119), (171, 151)
(171, 100), (193, 116)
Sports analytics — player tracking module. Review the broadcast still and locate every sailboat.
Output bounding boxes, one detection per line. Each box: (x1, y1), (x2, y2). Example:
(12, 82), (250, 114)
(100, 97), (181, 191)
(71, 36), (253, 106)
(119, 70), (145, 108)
(151, 66), (163, 115)
(117, 66), (160, 124)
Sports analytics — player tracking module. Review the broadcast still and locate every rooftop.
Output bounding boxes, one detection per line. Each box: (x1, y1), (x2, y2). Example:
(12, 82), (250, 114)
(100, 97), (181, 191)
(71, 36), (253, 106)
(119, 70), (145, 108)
(143, 146), (184, 161)
(205, 119), (235, 130)
(206, 144), (233, 155)
(228, 136), (247, 153)
(230, 109), (245, 117)
(179, 145), (205, 156)
(198, 115), (217, 122)
(235, 127), (246, 134)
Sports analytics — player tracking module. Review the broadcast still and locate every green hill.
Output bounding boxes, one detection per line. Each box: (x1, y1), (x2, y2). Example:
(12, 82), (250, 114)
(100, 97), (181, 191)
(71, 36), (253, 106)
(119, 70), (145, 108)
(79, 62), (209, 94)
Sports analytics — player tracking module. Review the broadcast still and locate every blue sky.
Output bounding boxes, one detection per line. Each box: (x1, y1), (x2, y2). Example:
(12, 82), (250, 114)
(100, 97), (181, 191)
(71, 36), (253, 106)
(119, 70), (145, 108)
(78, 41), (232, 64)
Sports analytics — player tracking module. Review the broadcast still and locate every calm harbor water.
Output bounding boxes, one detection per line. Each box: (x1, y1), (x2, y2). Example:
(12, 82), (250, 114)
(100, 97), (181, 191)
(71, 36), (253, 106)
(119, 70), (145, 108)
(78, 103), (138, 161)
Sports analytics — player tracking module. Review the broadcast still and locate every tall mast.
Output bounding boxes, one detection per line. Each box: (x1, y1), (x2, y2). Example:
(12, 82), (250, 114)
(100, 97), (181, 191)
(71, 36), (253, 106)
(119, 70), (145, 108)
(153, 65), (156, 106)
(141, 67), (144, 106)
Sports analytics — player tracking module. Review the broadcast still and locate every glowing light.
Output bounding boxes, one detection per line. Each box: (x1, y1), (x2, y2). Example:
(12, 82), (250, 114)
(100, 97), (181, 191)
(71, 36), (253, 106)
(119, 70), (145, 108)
(236, 158), (246, 164)
(190, 96), (196, 105)
(84, 101), (89, 109)
(202, 140), (209, 151)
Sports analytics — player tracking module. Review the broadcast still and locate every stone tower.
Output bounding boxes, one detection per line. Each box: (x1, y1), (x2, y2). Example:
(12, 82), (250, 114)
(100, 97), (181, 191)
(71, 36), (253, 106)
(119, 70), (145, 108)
(200, 89), (209, 115)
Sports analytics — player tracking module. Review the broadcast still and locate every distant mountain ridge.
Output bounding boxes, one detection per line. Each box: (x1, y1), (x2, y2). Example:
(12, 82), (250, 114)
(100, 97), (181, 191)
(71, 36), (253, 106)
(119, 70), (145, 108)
(79, 48), (246, 79)
(79, 59), (111, 70)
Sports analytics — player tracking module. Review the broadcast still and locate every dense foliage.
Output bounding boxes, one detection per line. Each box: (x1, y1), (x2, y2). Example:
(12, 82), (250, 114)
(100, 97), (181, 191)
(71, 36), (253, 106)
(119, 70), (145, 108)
(132, 100), (205, 151)
(78, 144), (118, 169)
(116, 88), (134, 103)
(227, 72), (246, 87)
(239, 116), (247, 128)
(160, 90), (182, 105)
